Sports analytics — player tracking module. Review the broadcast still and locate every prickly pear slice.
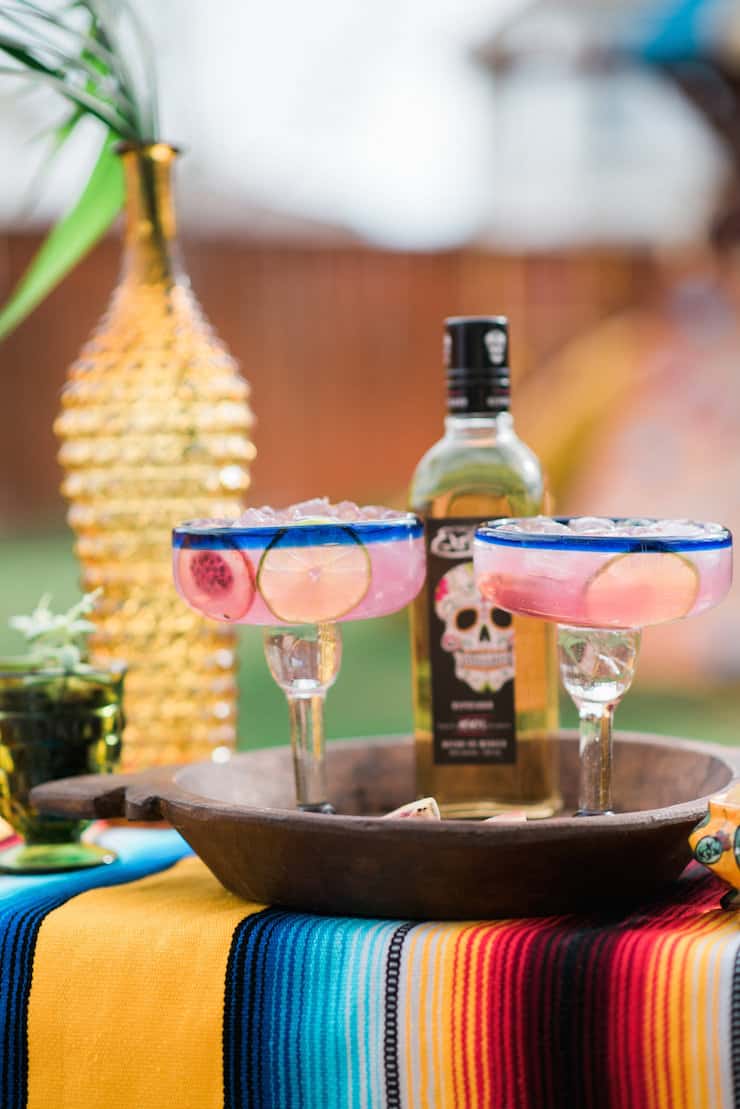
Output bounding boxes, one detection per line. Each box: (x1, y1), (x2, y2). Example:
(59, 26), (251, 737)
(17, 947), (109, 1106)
(175, 542), (254, 621)
(382, 797), (441, 820)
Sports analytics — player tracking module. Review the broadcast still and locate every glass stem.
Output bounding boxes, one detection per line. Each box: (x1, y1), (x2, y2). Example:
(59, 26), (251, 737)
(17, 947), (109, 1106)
(264, 622), (342, 812)
(577, 702), (615, 815)
(287, 693), (329, 811)
(557, 625), (641, 817)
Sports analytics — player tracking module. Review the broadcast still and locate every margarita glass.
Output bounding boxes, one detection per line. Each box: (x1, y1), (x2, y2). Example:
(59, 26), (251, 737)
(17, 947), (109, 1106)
(173, 500), (425, 811)
(473, 517), (733, 816)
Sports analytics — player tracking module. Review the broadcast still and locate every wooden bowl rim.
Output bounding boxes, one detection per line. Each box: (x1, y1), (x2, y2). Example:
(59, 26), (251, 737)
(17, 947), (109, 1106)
(161, 730), (740, 842)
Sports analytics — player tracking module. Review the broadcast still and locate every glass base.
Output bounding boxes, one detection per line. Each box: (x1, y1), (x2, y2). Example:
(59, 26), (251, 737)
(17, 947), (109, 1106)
(0, 841), (116, 874)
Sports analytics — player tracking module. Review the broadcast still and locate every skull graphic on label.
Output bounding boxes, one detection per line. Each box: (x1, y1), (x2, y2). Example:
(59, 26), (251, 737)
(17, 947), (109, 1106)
(434, 561), (514, 693)
(483, 327), (507, 366)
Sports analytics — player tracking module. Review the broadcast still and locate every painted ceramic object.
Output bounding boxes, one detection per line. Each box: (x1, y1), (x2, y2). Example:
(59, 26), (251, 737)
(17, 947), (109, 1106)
(689, 783), (740, 908)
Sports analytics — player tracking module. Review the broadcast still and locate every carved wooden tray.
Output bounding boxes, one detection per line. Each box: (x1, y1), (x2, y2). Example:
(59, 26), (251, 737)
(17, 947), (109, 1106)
(31, 732), (739, 919)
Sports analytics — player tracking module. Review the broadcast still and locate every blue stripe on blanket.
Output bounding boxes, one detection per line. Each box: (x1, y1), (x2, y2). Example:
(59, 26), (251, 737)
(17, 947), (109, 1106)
(223, 908), (412, 1109)
(0, 828), (189, 1109)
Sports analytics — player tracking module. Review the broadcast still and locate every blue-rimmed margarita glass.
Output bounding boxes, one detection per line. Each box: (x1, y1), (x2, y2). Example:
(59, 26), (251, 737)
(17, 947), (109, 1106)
(173, 505), (425, 811)
(473, 518), (733, 815)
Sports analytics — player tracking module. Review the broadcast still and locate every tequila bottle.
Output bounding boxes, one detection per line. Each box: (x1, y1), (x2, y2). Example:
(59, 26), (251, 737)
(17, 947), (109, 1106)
(410, 317), (560, 817)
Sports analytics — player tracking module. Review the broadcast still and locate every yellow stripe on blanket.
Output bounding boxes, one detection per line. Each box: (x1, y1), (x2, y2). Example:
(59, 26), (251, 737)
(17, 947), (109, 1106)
(27, 855), (264, 1109)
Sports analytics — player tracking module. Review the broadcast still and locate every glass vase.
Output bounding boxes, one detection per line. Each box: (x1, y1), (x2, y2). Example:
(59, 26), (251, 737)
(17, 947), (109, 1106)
(0, 662), (124, 872)
(55, 143), (255, 769)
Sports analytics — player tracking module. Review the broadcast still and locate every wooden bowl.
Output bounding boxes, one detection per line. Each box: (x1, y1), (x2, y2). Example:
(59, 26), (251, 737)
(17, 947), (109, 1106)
(31, 732), (739, 919)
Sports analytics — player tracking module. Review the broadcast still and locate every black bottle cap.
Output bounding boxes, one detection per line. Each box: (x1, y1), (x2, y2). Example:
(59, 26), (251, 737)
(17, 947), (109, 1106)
(444, 316), (510, 415)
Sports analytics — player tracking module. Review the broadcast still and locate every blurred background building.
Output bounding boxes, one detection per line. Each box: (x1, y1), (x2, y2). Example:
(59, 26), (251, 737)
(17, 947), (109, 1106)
(1, 0), (738, 745)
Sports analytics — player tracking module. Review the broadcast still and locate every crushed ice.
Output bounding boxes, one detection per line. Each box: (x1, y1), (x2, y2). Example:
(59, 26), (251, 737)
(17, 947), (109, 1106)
(500, 516), (724, 540)
(234, 498), (407, 527)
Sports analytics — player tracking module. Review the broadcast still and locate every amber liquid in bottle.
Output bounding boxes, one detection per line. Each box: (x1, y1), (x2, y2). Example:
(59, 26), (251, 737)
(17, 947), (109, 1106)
(410, 319), (560, 818)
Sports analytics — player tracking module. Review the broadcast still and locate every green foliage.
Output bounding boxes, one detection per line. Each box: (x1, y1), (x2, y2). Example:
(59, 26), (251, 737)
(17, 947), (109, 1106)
(0, 129), (123, 340)
(9, 588), (101, 670)
(0, 0), (160, 341)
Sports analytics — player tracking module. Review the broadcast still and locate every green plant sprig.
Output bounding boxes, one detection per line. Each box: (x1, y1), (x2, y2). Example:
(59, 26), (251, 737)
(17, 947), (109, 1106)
(0, 0), (161, 341)
(9, 589), (102, 671)
(0, 1), (155, 140)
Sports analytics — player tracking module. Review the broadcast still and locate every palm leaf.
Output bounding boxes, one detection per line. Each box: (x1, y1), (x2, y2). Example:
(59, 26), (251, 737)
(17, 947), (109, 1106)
(0, 129), (123, 342)
(0, 31), (64, 75)
(2, 2), (140, 116)
(88, 0), (150, 136)
(0, 64), (136, 134)
(4, 3), (119, 71)
(0, 0), (160, 339)
(110, 0), (158, 137)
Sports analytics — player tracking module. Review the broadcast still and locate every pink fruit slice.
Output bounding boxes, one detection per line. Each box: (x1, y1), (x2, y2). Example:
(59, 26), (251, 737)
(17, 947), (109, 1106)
(583, 551), (699, 628)
(484, 810), (528, 823)
(175, 544), (254, 621)
(257, 528), (370, 623)
(382, 797), (441, 820)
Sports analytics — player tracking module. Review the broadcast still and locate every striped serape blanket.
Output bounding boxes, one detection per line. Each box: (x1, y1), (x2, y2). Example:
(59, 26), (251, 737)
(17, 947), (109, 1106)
(1, 827), (739, 1109)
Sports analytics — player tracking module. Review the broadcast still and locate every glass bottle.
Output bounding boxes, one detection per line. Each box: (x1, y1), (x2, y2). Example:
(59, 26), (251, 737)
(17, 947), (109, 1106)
(55, 143), (255, 769)
(410, 316), (560, 817)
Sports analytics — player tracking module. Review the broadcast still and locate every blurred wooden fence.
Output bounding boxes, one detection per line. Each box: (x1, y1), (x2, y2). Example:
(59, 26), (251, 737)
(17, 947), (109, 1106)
(0, 235), (649, 528)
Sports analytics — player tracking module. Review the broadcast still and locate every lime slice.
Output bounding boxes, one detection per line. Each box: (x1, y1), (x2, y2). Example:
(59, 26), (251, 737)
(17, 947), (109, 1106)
(584, 551), (699, 627)
(257, 526), (371, 623)
(175, 544), (255, 621)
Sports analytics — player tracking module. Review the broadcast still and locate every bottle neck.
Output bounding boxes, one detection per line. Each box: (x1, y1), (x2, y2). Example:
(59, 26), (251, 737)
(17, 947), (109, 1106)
(119, 143), (183, 285)
(443, 411), (514, 443)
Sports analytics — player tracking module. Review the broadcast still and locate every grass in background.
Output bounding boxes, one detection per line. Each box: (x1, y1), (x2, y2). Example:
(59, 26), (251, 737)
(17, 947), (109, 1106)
(0, 532), (737, 748)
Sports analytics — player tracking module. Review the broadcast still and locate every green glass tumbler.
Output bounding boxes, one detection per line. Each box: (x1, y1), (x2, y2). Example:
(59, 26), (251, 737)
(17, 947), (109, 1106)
(0, 662), (124, 873)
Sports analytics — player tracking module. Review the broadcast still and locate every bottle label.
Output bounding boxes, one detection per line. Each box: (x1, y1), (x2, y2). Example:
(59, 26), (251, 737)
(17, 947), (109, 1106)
(426, 517), (516, 765)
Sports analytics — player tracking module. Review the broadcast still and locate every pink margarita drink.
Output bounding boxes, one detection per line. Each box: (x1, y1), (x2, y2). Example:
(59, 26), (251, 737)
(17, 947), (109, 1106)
(173, 499), (425, 627)
(473, 517), (732, 630)
(474, 517), (732, 817)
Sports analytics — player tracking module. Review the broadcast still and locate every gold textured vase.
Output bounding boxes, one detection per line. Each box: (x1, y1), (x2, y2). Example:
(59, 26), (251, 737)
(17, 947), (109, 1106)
(55, 143), (255, 769)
